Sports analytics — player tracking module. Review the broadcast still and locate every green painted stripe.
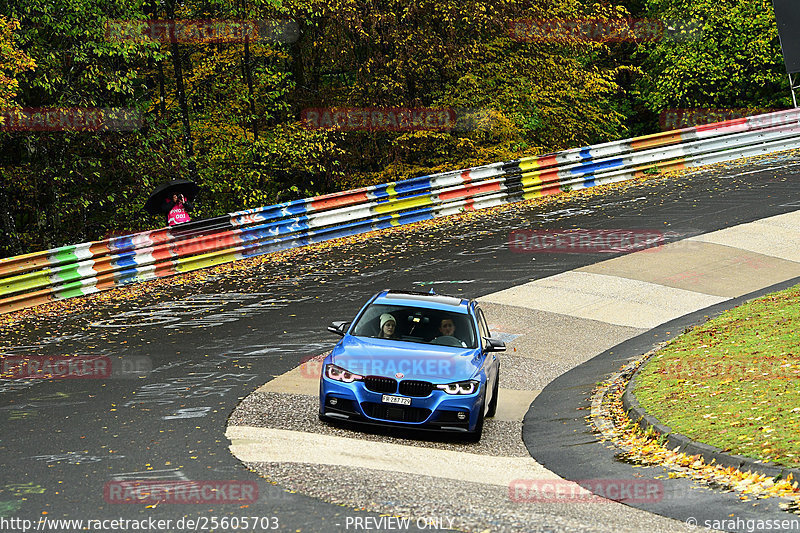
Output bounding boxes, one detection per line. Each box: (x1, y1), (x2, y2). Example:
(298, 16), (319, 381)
(52, 264), (87, 283)
(56, 286), (94, 299)
(50, 246), (80, 265)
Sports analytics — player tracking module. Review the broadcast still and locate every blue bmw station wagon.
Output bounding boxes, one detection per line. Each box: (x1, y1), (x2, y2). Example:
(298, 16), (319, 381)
(319, 290), (505, 441)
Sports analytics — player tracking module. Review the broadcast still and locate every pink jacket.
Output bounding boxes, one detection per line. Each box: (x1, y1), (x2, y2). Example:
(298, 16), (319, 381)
(168, 203), (192, 226)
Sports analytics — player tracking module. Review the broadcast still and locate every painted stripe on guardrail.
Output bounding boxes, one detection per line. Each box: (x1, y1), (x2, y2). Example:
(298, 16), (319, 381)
(2, 109), (800, 315)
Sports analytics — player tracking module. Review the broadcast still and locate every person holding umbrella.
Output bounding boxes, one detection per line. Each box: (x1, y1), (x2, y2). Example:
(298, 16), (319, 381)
(162, 192), (193, 226)
(143, 179), (200, 227)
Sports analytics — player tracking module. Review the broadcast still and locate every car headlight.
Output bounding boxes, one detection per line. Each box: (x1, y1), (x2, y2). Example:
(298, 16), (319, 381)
(325, 364), (364, 383)
(436, 380), (478, 395)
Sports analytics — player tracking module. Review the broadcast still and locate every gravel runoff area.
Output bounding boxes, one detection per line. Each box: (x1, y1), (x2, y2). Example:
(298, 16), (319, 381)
(230, 391), (530, 458)
(227, 303), (701, 532)
(245, 462), (700, 533)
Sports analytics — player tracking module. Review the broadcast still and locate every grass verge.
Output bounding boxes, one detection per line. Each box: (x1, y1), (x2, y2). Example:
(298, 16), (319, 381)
(634, 282), (800, 468)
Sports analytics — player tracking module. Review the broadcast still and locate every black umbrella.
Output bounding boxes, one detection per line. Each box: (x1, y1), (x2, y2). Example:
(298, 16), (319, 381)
(143, 179), (200, 215)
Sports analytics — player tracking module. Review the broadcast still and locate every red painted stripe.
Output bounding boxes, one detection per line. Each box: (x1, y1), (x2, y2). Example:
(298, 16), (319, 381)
(0, 254), (52, 278)
(148, 229), (172, 245)
(89, 242), (112, 256)
(94, 273), (117, 291)
(154, 260), (178, 277)
(537, 154), (558, 168)
(96, 280), (116, 291)
(172, 232), (239, 257)
(649, 160), (688, 174)
(536, 169), (560, 184)
(91, 256), (115, 274)
(310, 190), (370, 212)
(0, 290), (55, 315)
(696, 117), (747, 132)
(439, 181), (501, 201)
(150, 243), (175, 262)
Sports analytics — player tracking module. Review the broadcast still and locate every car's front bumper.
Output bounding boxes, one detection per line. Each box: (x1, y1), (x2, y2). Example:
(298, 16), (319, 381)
(319, 378), (484, 432)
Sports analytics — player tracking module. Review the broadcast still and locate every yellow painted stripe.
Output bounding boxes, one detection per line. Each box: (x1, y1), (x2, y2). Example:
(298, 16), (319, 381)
(176, 250), (241, 273)
(520, 172), (544, 189)
(0, 269), (53, 297)
(518, 158), (542, 173)
(373, 195), (434, 215)
(522, 190), (544, 200)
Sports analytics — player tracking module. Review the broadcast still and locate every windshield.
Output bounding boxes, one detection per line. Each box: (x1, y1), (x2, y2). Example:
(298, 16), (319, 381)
(351, 303), (477, 348)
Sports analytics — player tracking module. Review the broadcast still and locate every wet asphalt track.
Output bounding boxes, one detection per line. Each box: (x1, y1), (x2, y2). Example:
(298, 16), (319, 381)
(1, 152), (800, 532)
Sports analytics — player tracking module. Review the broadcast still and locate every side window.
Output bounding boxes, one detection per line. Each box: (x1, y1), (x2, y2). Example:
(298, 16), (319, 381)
(476, 308), (490, 340)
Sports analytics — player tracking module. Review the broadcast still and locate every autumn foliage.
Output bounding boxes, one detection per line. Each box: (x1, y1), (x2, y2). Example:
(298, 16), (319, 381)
(0, 0), (790, 256)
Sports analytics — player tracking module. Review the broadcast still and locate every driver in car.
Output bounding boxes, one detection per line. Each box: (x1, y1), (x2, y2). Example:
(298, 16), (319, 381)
(433, 318), (467, 347)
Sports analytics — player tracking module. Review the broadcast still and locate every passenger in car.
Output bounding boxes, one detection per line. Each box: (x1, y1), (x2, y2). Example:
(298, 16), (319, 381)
(378, 314), (399, 339)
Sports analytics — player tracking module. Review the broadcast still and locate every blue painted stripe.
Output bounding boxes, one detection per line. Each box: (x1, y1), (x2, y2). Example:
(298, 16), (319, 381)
(230, 198), (309, 224)
(372, 184), (391, 199)
(237, 206), (433, 260)
(393, 209), (434, 225)
(112, 252), (139, 269)
(109, 235), (136, 251)
(239, 217), (311, 242)
(113, 266), (141, 285)
(393, 177), (432, 195)
(569, 157), (624, 176)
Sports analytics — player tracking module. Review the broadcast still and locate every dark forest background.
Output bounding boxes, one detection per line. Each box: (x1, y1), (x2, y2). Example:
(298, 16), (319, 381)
(0, 0), (789, 257)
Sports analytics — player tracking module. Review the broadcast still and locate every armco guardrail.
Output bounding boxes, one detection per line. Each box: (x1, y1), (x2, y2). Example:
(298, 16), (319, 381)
(2, 109), (800, 315)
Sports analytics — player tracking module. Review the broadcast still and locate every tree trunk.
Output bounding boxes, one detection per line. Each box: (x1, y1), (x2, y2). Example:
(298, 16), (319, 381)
(157, 60), (167, 118)
(243, 35), (258, 141)
(166, 1), (196, 180)
(0, 171), (22, 257)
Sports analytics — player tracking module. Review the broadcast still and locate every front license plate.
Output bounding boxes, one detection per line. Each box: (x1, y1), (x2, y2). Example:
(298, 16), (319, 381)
(381, 395), (411, 406)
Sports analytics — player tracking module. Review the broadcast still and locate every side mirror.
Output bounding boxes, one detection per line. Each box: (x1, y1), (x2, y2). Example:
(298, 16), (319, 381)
(327, 321), (349, 336)
(484, 337), (506, 352)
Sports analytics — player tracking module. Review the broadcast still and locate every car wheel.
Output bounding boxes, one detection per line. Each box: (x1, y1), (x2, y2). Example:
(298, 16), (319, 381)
(486, 366), (499, 418)
(466, 395), (485, 443)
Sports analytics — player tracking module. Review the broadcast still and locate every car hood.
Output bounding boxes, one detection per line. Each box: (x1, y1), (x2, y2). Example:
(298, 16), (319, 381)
(330, 335), (483, 382)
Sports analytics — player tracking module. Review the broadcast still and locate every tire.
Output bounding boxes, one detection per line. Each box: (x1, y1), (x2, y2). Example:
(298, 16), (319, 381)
(486, 367), (499, 418)
(466, 395), (485, 443)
